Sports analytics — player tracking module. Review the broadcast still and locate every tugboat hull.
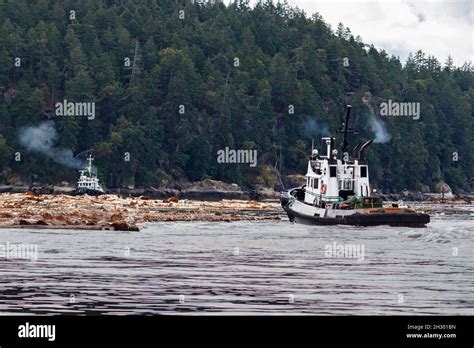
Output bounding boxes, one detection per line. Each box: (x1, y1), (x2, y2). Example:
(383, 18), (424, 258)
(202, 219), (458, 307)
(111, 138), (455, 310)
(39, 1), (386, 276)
(71, 188), (104, 196)
(281, 190), (430, 228)
(287, 208), (430, 227)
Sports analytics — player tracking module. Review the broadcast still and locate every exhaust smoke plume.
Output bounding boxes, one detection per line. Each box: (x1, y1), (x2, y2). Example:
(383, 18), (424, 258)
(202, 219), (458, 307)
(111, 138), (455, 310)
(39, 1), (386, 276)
(362, 92), (391, 144)
(368, 115), (391, 144)
(19, 121), (85, 169)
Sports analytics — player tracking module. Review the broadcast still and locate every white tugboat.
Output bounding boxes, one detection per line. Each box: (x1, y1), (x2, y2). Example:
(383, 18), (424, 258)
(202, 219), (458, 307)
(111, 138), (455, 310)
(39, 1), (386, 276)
(280, 105), (430, 227)
(73, 155), (104, 196)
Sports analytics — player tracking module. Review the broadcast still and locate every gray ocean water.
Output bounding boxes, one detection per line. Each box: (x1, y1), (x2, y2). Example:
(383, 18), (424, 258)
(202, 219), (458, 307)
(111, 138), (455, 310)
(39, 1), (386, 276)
(0, 211), (473, 315)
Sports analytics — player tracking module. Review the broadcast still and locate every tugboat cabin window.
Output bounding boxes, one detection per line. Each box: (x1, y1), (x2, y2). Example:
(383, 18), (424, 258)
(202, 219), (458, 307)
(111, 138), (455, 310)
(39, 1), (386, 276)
(313, 179), (319, 189)
(329, 166), (337, 177)
(360, 166), (367, 177)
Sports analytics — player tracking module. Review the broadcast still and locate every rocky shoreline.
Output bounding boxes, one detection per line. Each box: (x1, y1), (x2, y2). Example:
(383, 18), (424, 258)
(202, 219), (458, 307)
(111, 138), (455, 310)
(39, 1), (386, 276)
(1, 178), (472, 203)
(0, 179), (281, 201)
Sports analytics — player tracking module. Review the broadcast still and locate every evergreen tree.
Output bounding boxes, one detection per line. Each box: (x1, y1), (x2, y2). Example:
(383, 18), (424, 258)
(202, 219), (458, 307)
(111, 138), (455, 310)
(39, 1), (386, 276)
(0, 0), (471, 192)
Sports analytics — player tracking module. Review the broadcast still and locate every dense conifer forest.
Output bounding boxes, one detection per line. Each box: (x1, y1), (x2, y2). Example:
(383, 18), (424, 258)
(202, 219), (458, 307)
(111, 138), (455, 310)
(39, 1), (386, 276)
(0, 0), (472, 193)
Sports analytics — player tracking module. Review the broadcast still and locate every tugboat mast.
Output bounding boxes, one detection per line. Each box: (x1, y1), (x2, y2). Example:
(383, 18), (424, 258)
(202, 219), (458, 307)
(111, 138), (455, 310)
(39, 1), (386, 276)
(337, 105), (358, 160)
(87, 155), (93, 174)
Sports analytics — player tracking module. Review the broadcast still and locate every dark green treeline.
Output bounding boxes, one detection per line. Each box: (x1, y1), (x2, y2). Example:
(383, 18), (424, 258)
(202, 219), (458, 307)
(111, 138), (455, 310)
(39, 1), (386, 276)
(0, 0), (472, 192)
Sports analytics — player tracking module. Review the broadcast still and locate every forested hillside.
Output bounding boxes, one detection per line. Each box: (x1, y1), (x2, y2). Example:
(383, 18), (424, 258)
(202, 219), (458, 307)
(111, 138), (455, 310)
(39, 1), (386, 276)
(0, 0), (472, 193)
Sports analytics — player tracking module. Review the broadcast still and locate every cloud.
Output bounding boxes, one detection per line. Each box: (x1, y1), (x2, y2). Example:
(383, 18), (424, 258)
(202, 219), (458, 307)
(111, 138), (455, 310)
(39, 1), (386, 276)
(246, 0), (473, 66)
(291, 0), (472, 66)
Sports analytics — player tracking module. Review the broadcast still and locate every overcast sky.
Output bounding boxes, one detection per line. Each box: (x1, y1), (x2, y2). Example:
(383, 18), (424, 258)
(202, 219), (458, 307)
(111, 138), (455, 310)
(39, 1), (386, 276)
(240, 0), (473, 67)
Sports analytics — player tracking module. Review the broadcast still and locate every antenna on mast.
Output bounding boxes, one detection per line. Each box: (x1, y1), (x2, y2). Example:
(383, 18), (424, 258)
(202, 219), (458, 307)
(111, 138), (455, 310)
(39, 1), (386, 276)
(337, 105), (358, 159)
(87, 154), (93, 174)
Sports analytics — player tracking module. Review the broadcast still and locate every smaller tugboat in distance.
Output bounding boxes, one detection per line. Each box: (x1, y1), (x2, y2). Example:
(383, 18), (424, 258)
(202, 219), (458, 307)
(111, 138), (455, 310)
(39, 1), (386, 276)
(72, 155), (104, 196)
(280, 105), (430, 227)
